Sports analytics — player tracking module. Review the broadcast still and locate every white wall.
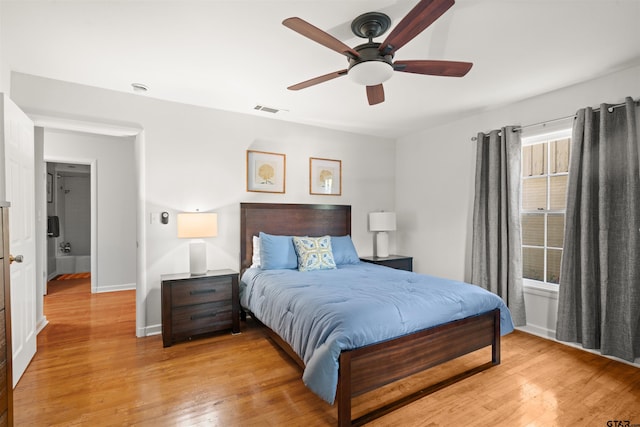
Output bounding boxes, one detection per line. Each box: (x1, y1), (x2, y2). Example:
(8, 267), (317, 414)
(44, 129), (137, 291)
(55, 174), (91, 256)
(396, 64), (640, 338)
(0, 2), (7, 95)
(34, 127), (46, 331)
(12, 72), (396, 334)
(0, 0), (5, 204)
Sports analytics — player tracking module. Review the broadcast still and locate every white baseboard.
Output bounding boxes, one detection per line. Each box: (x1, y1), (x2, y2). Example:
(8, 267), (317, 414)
(143, 324), (162, 337)
(516, 324), (556, 340)
(94, 282), (136, 293)
(517, 325), (640, 368)
(36, 316), (49, 334)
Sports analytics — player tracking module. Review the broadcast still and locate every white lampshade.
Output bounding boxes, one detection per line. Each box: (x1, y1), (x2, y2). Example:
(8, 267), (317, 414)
(177, 212), (218, 238)
(178, 212), (218, 275)
(369, 212), (396, 232)
(348, 61), (394, 86)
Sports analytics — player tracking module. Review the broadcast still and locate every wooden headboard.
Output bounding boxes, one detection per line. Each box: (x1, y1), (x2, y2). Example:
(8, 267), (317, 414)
(240, 203), (351, 274)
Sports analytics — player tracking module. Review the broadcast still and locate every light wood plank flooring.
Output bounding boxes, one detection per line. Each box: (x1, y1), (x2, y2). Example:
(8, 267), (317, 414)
(13, 278), (640, 426)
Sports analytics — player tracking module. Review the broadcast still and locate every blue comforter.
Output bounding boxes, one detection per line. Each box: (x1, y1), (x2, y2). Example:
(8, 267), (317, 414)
(240, 263), (514, 404)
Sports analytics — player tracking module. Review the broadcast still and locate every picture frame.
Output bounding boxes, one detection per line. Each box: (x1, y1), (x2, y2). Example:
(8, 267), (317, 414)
(47, 173), (53, 203)
(246, 150), (286, 193)
(309, 157), (342, 196)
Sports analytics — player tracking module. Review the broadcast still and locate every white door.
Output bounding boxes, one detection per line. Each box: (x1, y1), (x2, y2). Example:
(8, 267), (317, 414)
(1, 94), (36, 386)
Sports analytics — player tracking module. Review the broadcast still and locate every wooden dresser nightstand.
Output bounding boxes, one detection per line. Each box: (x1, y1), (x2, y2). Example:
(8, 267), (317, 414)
(360, 255), (413, 272)
(161, 269), (239, 347)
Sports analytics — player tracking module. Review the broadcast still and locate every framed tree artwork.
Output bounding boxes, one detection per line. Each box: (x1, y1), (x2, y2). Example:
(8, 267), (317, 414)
(246, 150), (286, 193)
(309, 157), (341, 196)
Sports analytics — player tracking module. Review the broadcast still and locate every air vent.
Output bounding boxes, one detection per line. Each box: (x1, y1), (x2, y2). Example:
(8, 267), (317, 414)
(131, 82), (149, 93)
(254, 105), (280, 114)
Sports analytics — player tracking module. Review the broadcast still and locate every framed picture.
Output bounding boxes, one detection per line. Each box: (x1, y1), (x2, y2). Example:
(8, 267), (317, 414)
(47, 173), (53, 203)
(309, 157), (342, 196)
(246, 150), (286, 193)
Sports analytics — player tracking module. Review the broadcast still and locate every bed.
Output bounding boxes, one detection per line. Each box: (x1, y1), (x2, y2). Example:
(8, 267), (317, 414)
(239, 202), (514, 426)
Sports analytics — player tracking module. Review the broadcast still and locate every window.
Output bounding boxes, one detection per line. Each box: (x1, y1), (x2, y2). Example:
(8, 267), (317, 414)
(521, 129), (571, 285)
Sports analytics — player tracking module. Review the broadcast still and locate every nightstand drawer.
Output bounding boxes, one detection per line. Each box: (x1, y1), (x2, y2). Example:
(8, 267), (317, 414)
(171, 277), (232, 307)
(172, 301), (233, 335)
(378, 258), (412, 271)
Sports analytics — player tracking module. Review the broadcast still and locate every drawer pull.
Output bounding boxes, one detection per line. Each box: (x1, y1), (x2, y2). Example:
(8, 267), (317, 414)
(190, 312), (217, 320)
(190, 288), (216, 295)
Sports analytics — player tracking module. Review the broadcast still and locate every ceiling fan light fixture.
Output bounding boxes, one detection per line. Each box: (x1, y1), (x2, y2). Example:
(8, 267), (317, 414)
(348, 60), (394, 86)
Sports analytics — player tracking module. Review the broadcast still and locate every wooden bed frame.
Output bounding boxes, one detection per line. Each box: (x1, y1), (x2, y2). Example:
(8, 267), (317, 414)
(240, 202), (501, 426)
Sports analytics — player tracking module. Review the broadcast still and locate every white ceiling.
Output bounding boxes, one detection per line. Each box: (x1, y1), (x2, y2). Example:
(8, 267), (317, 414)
(3, 0), (640, 138)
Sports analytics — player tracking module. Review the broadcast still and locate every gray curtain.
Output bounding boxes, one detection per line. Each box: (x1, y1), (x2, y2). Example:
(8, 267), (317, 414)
(471, 127), (526, 326)
(557, 96), (640, 362)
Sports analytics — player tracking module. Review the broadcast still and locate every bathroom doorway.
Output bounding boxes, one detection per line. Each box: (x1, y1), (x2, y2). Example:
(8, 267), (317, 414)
(46, 161), (92, 291)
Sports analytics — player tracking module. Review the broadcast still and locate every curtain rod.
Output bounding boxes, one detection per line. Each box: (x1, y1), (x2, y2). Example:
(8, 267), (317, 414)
(470, 98), (639, 141)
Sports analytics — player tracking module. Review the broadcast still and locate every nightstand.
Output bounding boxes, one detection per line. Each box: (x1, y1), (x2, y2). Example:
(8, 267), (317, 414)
(360, 255), (413, 272)
(161, 269), (239, 347)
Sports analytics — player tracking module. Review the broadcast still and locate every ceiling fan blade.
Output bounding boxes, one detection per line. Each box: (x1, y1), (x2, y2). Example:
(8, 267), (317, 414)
(287, 69), (348, 91)
(393, 60), (472, 77)
(283, 17), (360, 59)
(366, 85), (385, 105)
(379, 0), (455, 55)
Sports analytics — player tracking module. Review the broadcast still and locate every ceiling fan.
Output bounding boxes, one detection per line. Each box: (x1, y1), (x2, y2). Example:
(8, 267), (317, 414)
(283, 0), (472, 106)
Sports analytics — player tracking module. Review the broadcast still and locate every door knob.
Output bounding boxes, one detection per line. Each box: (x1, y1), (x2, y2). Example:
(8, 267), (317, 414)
(9, 254), (23, 264)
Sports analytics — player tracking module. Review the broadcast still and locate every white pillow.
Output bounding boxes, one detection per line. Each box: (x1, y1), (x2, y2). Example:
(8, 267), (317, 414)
(250, 235), (261, 268)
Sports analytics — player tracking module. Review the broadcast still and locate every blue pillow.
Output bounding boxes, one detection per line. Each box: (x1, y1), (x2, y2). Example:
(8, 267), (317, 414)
(331, 235), (360, 265)
(259, 232), (298, 270)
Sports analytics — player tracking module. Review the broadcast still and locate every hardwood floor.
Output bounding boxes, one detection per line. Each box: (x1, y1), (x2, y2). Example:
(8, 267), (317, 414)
(13, 278), (640, 426)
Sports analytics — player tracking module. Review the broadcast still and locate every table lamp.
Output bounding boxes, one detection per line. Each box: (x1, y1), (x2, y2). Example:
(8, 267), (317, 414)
(177, 212), (218, 275)
(369, 211), (396, 258)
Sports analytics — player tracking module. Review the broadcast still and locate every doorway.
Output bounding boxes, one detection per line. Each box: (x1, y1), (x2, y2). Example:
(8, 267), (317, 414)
(35, 119), (145, 337)
(43, 128), (137, 297)
(45, 162), (92, 291)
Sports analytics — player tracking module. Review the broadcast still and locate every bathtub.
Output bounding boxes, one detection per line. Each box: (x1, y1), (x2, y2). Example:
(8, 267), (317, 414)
(56, 255), (91, 274)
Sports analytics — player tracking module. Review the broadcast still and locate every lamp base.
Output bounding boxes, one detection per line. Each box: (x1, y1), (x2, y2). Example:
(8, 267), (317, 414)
(189, 241), (207, 275)
(375, 231), (390, 258)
